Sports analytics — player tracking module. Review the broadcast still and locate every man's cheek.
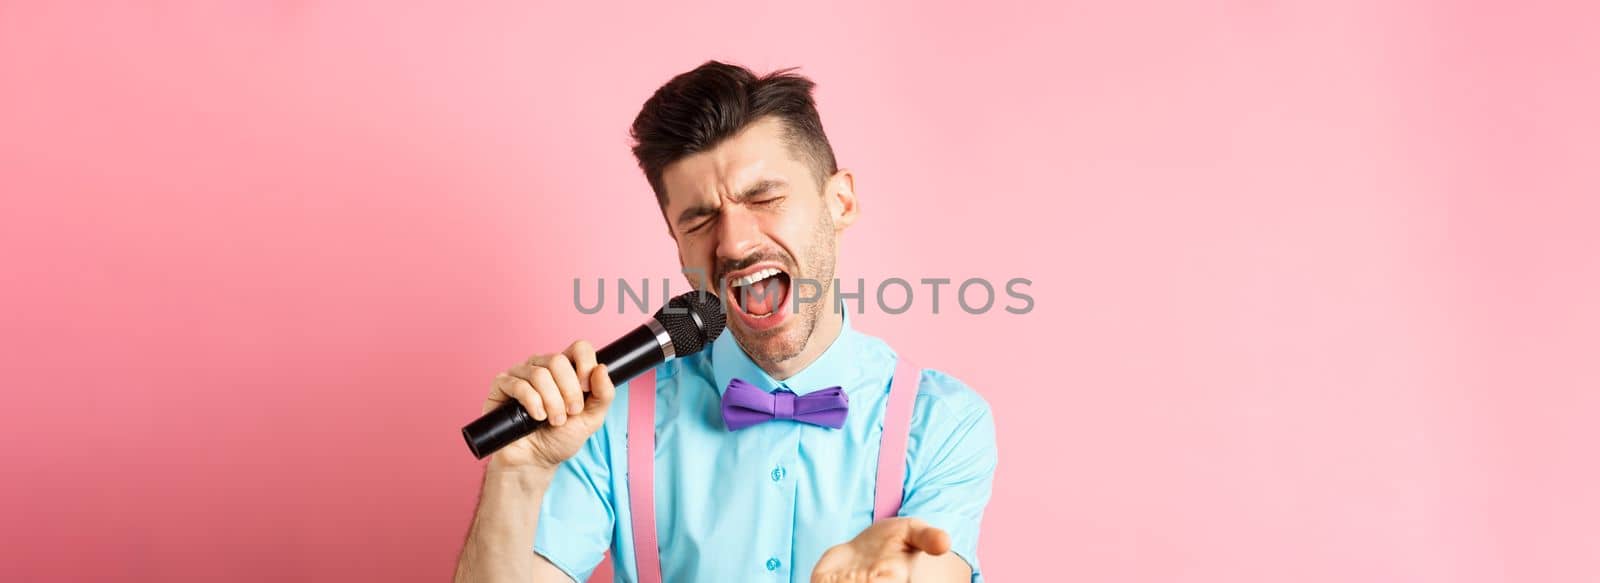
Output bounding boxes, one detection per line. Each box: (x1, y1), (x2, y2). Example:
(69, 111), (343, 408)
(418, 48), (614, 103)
(680, 263), (714, 291)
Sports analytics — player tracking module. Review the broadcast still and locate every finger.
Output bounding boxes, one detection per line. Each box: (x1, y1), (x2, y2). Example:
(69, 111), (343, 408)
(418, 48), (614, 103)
(565, 339), (597, 392)
(492, 373), (546, 421)
(505, 362), (539, 383)
(575, 364), (615, 424)
(544, 352), (584, 416)
(486, 373), (514, 409)
(907, 522), (952, 555)
(528, 366), (567, 426)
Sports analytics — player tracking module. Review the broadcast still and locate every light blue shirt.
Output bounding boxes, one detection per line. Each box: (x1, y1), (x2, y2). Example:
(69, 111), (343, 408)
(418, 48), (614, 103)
(533, 314), (997, 582)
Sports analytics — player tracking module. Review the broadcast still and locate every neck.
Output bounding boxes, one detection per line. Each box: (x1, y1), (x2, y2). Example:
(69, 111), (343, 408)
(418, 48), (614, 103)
(762, 304), (844, 381)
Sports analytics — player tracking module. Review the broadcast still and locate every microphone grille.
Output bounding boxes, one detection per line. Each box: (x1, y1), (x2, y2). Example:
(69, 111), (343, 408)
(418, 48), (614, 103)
(653, 291), (726, 356)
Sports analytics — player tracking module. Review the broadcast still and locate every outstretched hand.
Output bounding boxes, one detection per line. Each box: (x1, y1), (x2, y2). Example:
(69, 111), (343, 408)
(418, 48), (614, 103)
(811, 517), (955, 583)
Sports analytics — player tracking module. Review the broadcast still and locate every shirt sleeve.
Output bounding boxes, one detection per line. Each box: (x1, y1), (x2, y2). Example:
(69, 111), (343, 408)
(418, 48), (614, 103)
(531, 390), (623, 583)
(895, 369), (998, 582)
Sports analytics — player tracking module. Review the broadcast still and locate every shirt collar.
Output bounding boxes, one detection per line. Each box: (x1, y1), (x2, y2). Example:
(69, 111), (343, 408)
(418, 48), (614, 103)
(710, 308), (862, 397)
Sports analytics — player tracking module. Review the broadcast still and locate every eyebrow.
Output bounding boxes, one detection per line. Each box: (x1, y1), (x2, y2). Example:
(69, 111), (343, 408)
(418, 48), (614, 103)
(674, 178), (789, 228)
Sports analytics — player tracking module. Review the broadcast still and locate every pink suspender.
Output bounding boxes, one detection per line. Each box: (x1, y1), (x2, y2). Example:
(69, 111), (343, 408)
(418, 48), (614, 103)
(626, 369), (662, 583)
(624, 360), (920, 583)
(874, 358), (921, 520)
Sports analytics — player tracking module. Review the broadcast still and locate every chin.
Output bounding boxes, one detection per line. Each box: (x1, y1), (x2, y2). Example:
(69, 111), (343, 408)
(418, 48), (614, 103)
(732, 319), (807, 365)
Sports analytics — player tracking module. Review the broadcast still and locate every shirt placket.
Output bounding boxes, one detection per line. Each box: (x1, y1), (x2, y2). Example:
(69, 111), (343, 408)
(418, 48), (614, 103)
(762, 382), (802, 581)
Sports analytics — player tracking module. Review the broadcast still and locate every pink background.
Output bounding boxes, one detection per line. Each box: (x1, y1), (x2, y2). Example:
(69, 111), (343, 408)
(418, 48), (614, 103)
(2, 2), (1596, 581)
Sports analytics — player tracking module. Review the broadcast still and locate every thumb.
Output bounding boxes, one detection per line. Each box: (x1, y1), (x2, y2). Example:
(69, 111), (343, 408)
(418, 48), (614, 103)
(906, 521), (952, 556)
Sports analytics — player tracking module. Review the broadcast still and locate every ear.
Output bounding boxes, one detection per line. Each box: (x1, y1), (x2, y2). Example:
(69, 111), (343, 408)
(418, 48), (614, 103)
(824, 169), (859, 232)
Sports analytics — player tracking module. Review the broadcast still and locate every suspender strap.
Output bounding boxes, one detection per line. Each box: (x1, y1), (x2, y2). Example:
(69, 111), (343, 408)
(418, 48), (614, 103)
(626, 360), (921, 581)
(874, 358), (920, 520)
(626, 369), (663, 583)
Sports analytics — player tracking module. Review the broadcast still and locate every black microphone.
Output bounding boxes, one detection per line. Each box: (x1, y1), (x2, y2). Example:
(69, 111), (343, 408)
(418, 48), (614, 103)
(462, 291), (726, 459)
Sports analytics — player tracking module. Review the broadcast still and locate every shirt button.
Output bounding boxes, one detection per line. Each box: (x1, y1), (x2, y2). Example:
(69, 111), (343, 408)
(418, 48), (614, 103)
(766, 557), (781, 571)
(770, 466), (786, 482)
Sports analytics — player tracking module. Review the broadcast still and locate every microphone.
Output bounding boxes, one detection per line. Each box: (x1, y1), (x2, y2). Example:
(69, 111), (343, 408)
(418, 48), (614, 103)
(462, 291), (727, 459)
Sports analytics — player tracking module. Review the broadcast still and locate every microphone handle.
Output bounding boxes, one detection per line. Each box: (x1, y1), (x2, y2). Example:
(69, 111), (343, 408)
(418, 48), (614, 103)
(595, 323), (669, 384)
(462, 323), (668, 459)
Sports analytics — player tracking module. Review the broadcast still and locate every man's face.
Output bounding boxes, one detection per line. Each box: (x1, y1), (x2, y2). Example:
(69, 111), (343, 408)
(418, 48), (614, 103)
(660, 117), (855, 370)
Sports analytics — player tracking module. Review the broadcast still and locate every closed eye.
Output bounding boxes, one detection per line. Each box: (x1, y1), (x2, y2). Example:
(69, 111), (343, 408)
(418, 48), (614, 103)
(683, 216), (714, 235)
(676, 205), (718, 235)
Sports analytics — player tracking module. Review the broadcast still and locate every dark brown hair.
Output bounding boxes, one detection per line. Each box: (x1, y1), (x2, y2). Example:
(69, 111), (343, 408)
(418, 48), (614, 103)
(630, 60), (838, 206)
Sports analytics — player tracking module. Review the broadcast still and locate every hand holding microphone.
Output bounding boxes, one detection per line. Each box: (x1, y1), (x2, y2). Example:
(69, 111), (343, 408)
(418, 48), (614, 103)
(476, 339), (616, 471)
(464, 291), (726, 469)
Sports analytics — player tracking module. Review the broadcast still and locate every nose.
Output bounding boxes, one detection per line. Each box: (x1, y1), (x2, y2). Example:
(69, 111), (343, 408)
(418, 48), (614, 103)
(713, 203), (763, 267)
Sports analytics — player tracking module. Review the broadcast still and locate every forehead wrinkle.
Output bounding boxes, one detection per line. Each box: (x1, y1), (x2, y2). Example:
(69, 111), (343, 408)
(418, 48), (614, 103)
(665, 119), (794, 222)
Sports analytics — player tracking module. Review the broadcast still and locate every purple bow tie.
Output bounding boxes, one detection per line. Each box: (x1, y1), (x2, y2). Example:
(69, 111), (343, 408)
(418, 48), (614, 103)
(721, 378), (849, 431)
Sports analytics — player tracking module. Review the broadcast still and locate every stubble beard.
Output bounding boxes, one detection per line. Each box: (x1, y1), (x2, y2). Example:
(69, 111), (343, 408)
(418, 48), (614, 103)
(737, 215), (837, 372)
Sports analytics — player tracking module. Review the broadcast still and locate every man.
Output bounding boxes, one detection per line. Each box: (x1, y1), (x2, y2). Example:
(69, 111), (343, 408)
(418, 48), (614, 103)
(455, 61), (997, 583)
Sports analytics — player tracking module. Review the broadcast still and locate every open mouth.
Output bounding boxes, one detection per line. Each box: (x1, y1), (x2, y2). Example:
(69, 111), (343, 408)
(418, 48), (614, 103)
(727, 266), (792, 319)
